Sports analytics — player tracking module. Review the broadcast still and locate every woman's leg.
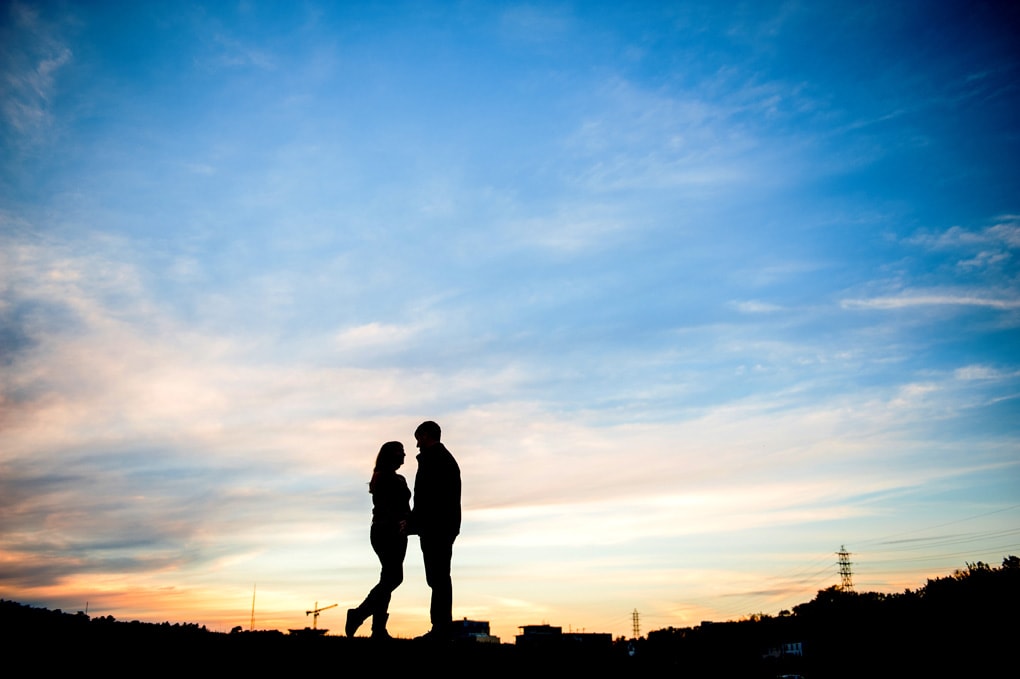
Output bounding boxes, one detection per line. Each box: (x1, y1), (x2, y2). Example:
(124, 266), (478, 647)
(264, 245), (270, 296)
(349, 526), (406, 637)
(348, 526), (403, 636)
(368, 528), (407, 627)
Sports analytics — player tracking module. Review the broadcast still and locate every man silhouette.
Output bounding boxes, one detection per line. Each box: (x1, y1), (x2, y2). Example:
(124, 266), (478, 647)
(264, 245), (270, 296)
(407, 420), (461, 640)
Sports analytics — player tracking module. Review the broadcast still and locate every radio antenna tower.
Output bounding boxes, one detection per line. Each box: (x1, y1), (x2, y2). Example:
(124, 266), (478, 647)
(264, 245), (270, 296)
(837, 545), (854, 591)
(632, 609), (640, 638)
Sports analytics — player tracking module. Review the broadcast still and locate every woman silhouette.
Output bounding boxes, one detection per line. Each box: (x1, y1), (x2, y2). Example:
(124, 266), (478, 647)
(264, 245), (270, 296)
(346, 441), (410, 639)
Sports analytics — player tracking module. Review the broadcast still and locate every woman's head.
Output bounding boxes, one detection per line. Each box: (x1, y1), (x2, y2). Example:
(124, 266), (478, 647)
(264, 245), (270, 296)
(374, 441), (405, 473)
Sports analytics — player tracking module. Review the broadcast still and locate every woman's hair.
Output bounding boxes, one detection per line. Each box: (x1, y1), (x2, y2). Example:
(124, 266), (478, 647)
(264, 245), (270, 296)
(374, 441), (404, 473)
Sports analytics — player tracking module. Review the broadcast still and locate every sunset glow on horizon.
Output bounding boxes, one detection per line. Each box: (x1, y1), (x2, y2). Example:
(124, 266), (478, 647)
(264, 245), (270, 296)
(2, 0), (1018, 644)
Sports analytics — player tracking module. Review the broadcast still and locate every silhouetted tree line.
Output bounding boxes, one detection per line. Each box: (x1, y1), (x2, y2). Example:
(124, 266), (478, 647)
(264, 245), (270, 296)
(638, 556), (1019, 678)
(3, 558), (1016, 676)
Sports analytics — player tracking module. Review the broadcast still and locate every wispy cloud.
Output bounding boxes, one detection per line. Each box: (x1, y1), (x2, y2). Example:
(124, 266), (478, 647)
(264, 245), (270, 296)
(839, 216), (1020, 320)
(954, 364), (1020, 381)
(333, 321), (423, 353)
(731, 300), (784, 313)
(841, 294), (1020, 310)
(0, 2), (72, 142)
(197, 32), (277, 71)
(499, 4), (575, 43)
(562, 78), (763, 194)
(908, 217), (1020, 251)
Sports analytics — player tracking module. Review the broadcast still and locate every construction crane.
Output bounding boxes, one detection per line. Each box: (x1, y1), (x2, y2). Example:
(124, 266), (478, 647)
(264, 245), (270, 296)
(305, 601), (338, 629)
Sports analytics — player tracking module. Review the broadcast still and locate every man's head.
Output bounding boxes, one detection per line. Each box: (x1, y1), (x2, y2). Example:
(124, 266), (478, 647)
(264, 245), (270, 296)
(414, 420), (441, 449)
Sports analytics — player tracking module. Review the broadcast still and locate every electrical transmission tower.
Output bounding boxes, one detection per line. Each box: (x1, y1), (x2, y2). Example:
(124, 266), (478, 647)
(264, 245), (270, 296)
(837, 545), (854, 591)
(632, 609), (640, 638)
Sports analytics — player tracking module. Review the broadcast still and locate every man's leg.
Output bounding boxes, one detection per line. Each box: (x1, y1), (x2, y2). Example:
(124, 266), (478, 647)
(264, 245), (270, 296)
(420, 534), (455, 633)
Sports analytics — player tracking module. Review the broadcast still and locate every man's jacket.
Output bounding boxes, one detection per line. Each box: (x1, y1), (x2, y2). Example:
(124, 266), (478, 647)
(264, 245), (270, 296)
(411, 442), (461, 538)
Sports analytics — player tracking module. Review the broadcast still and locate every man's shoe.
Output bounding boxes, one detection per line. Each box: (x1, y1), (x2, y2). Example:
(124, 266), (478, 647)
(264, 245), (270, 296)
(370, 613), (391, 640)
(414, 628), (452, 643)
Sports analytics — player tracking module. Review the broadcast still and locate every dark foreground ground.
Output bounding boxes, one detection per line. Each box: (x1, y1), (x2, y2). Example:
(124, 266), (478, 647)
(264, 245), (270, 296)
(5, 572), (1017, 679)
(3, 600), (631, 675)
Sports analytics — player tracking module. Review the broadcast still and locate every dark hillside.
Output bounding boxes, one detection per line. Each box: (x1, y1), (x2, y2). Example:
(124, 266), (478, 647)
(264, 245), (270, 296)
(642, 556), (1019, 677)
(5, 557), (1017, 677)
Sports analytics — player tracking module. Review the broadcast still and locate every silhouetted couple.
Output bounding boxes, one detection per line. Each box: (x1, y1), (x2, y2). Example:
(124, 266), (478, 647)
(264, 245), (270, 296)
(346, 421), (462, 641)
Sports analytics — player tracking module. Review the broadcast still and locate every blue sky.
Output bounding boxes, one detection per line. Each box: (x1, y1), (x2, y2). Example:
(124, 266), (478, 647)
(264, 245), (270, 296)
(2, 1), (1018, 641)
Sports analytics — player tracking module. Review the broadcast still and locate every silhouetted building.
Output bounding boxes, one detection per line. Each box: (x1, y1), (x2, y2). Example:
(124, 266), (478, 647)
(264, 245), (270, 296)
(287, 627), (328, 637)
(515, 624), (610, 650)
(763, 641), (804, 658)
(452, 618), (500, 643)
(563, 631), (612, 650)
(516, 624), (562, 646)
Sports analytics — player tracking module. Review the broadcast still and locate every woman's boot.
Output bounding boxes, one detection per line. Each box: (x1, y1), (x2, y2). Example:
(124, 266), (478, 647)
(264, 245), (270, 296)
(345, 606), (368, 637)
